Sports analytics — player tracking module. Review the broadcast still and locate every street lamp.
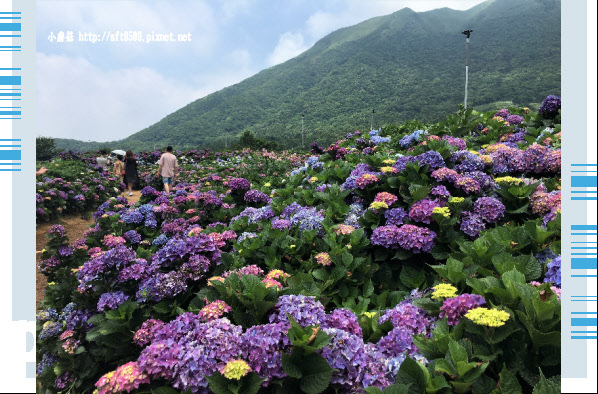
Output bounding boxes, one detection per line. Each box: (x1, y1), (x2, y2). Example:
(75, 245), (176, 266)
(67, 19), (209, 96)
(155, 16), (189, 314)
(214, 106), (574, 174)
(462, 30), (473, 109)
(371, 109), (375, 131)
(301, 114), (305, 150)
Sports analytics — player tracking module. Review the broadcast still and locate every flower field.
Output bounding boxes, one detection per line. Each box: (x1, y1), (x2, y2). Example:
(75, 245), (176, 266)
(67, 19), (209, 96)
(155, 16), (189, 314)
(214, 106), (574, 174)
(37, 97), (562, 393)
(36, 153), (126, 222)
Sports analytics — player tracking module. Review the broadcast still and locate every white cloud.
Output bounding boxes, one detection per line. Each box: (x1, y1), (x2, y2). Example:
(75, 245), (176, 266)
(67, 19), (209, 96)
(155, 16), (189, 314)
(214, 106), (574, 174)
(267, 32), (309, 66)
(36, 53), (255, 142)
(217, 0), (254, 19)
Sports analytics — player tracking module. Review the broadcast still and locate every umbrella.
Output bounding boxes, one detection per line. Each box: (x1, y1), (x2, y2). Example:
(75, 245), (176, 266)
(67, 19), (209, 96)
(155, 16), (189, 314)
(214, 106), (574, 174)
(111, 149), (126, 156)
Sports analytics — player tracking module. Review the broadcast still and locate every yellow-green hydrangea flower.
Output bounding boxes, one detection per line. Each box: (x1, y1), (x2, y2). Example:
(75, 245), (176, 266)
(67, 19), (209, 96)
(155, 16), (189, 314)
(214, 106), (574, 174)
(432, 207), (451, 218)
(380, 166), (398, 174)
(369, 201), (389, 210)
(431, 283), (458, 299)
(465, 307), (510, 327)
(494, 176), (523, 184)
(449, 197), (465, 204)
(308, 177), (319, 183)
(221, 359), (252, 380)
(382, 159), (395, 164)
(363, 311), (377, 318)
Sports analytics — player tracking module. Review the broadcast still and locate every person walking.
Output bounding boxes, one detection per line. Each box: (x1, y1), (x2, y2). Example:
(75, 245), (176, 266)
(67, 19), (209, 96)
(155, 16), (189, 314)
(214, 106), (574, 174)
(124, 150), (138, 196)
(157, 146), (178, 193)
(113, 154), (125, 183)
(96, 150), (111, 172)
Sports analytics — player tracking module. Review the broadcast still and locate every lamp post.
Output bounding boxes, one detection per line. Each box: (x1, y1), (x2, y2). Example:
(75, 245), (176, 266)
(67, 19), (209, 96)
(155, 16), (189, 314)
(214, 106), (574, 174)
(462, 30), (473, 109)
(301, 114), (305, 150)
(371, 109), (375, 131)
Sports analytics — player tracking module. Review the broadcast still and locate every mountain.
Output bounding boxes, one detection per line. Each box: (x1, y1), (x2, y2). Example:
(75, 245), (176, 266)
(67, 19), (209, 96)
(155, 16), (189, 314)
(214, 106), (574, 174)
(55, 0), (561, 152)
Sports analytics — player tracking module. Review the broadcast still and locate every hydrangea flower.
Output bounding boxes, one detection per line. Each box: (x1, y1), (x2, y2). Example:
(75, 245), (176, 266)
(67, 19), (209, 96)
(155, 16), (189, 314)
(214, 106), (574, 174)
(221, 359), (252, 380)
(241, 322), (291, 385)
(314, 252), (332, 266)
(538, 95), (561, 118)
(473, 197), (505, 223)
(244, 189), (271, 204)
(460, 212), (486, 238)
(409, 199), (442, 224)
(374, 192), (398, 206)
(323, 309), (362, 336)
(465, 308), (510, 327)
(199, 300), (231, 322)
(95, 362), (150, 394)
(384, 208), (408, 226)
(544, 256), (561, 286)
(431, 284), (458, 299)
(97, 291), (130, 312)
(269, 295), (326, 327)
(439, 294), (486, 325)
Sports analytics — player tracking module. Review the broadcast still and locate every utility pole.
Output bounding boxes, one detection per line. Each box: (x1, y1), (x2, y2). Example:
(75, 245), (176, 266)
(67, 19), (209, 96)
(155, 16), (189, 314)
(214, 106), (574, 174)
(301, 114), (305, 150)
(462, 30), (473, 109)
(371, 109), (375, 131)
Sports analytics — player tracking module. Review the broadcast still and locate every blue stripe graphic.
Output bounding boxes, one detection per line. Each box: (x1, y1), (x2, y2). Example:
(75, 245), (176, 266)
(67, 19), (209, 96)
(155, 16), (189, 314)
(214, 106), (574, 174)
(572, 258), (597, 269)
(572, 225), (598, 230)
(572, 176), (598, 188)
(0, 76), (21, 85)
(572, 318), (598, 326)
(0, 150), (21, 160)
(0, 23), (21, 31)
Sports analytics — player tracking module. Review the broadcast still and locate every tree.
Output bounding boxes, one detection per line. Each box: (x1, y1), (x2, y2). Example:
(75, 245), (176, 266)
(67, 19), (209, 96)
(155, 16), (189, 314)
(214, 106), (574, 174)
(36, 137), (56, 161)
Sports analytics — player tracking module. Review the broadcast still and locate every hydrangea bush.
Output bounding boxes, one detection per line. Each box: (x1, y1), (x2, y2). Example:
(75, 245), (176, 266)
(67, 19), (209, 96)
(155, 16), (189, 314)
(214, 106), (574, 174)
(37, 99), (562, 393)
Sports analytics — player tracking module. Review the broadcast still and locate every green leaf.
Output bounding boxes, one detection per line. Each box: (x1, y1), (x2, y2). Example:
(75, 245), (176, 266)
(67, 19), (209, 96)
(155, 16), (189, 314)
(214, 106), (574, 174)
(435, 359), (456, 376)
(207, 373), (232, 394)
(532, 370), (560, 394)
(242, 373), (265, 394)
(364, 387), (384, 394)
(449, 339), (468, 364)
(498, 366), (522, 394)
(400, 266), (425, 289)
(395, 357), (427, 394)
(363, 280), (375, 298)
(152, 387), (182, 394)
(342, 251), (354, 266)
(299, 353), (334, 394)
(382, 384), (412, 394)
(281, 350), (303, 379)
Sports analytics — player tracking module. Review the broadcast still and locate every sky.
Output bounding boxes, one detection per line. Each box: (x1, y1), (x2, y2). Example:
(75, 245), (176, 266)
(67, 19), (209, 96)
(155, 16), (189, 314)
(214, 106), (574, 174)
(36, 0), (488, 142)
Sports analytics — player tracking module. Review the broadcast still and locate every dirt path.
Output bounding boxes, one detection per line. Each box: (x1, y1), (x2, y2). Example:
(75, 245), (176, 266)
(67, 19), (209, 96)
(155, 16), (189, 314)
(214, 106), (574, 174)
(36, 191), (142, 310)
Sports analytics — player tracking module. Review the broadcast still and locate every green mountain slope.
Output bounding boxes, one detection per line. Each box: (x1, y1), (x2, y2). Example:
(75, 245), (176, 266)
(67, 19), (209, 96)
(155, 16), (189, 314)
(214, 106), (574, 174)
(56, 0), (560, 152)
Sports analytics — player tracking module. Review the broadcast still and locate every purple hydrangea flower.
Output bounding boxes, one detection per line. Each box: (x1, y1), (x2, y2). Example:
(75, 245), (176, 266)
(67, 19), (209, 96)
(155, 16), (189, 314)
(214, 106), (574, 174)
(506, 115), (525, 125)
(473, 197), (505, 223)
(384, 207), (408, 226)
(415, 151), (445, 170)
(241, 322), (291, 385)
(229, 177), (251, 193)
(409, 199), (442, 224)
(460, 212), (486, 238)
(37, 352), (58, 375)
(538, 95), (561, 119)
(244, 189), (271, 203)
(271, 219), (291, 230)
(323, 309), (362, 336)
(97, 291), (130, 312)
(439, 294), (486, 325)
(125, 230), (142, 244)
(269, 295), (326, 327)
(544, 256), (561, 286)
